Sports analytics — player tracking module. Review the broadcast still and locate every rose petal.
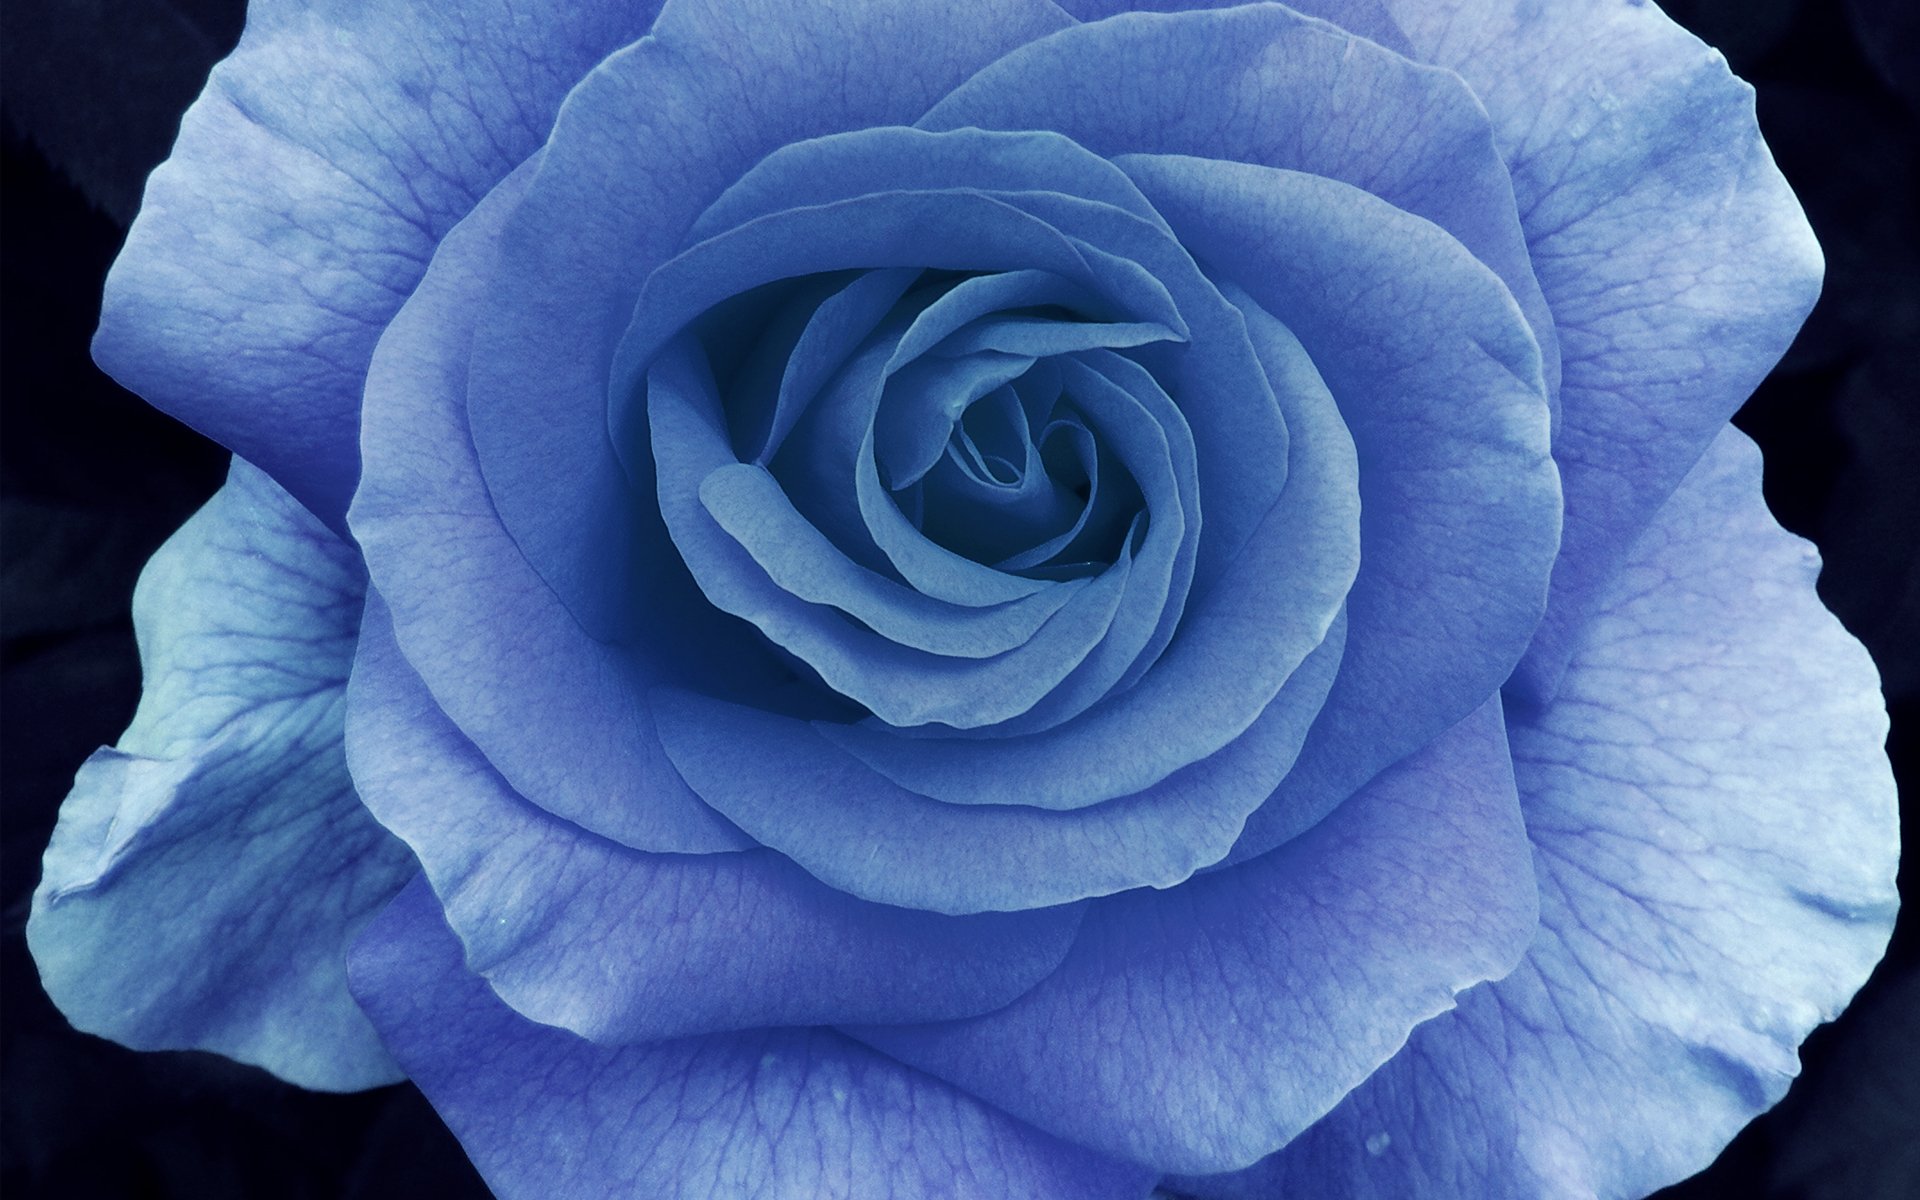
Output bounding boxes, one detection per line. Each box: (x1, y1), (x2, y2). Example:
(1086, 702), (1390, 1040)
(1177, 428), (1897, 1199)
(686, 125), (1169, 241)
(856, 695), (1538, 1174)
(346, 879), (1156, 1200)
(1057, 0), (1414, 56)
(697, 462), (1089, 659)
(351, 156), (754, 855)
(345, 599), (1085, 1042)
(651, 609), (1345, 915)
(91, 0), (656, 524)
(1114, 155), (1559, 859)
(1380, 0), (1823, 703)
(28, 460), (412, 1090)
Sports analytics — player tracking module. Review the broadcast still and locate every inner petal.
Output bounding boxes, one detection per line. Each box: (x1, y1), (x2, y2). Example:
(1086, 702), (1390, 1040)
(874, 350), (1035, 489)
(919, 386), (1087, 567)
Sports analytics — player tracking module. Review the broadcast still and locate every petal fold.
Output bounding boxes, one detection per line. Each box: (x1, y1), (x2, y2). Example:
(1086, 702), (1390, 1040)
(28, 460), (413, 1090)
(1115, 155), (1559, 859)
(922, 2), (1560, 407)
(350, 156), (754, 856)
(652, 609), (1344, 915)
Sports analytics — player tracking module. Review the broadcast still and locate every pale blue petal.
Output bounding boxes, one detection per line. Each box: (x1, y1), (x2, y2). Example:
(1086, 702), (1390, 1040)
(686, 125), (1167, 242)
(347, 879), (1158, 1200)
(1053, 0), (1414, 55)
(1180, 429), (1898, 1199)
(28, 460), (414, 1090)
(91, 0), (658, 524)
(856, 697), (1537, 1173)
(1379, 0), (1824, 703)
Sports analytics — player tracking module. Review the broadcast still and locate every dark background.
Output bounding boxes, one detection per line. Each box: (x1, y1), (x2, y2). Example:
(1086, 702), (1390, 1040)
(1, 1), (1914, 1196)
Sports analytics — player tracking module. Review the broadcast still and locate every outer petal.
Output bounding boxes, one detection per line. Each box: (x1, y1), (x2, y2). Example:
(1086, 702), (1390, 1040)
(1379, 0), (1824, 702)
(1182, 429), (1899, 1199)
(92, 0), (659, 525)
(27, 460), (414, 1090)
(345, 597), (1084, 1043)
(855, 696), (1538, 1173)
(348, 879), (1157, 1200)
(464, 0), (1074, 635)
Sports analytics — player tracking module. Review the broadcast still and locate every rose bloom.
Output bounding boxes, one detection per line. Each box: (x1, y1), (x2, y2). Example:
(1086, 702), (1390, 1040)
(28, 0), (1899, 1197)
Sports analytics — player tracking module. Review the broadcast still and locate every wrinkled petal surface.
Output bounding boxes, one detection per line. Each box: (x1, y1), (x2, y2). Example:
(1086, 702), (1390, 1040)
(1179, 429), (1898, 1200)
(1379, 0), (1823, 702)
(93, 0), (659, 524)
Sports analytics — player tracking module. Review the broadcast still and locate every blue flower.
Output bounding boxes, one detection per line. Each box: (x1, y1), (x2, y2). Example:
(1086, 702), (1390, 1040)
(29, 1), (1898, 1196)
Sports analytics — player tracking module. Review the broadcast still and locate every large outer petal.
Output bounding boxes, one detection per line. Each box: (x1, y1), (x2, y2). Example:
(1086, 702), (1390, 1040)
(28, 460), (414, 1090)
(1377, 0), (1824, 702)
(348, 879), (1157, 1200)
(856, 697), (1537, 1174)
(91, 0), (659, 526)
(1179, 429), (1899, 1199)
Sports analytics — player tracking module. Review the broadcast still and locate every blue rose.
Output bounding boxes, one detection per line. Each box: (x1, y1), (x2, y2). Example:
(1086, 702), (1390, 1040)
(28, 0), (1899, 1196)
